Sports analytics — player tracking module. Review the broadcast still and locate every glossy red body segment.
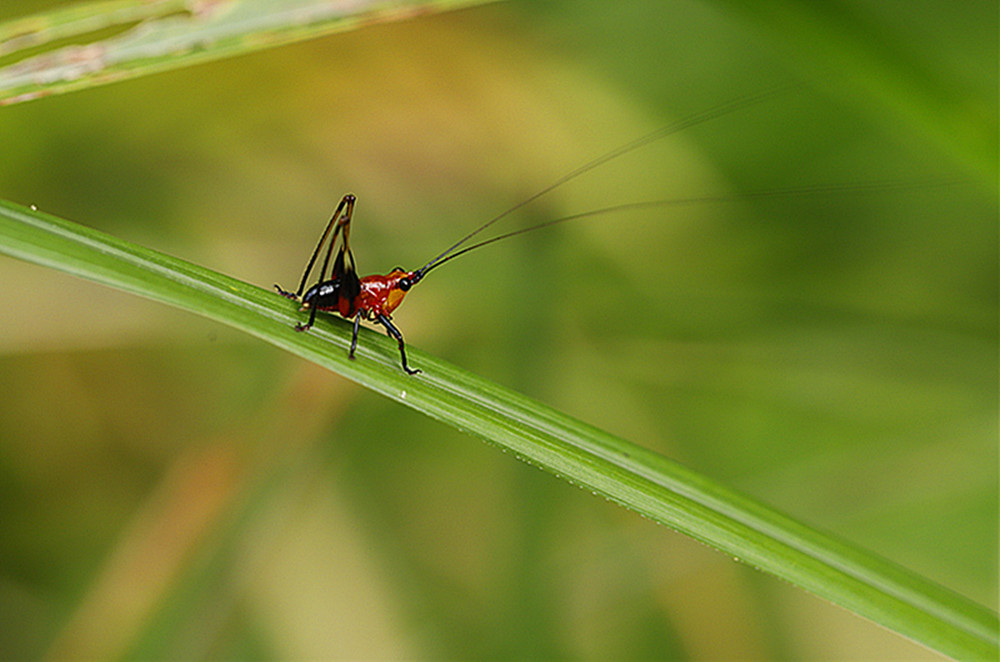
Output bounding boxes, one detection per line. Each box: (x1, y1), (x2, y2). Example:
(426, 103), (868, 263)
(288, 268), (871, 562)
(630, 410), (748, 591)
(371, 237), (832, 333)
(356, 268), (413, 318)
(337, 293), (355, 318)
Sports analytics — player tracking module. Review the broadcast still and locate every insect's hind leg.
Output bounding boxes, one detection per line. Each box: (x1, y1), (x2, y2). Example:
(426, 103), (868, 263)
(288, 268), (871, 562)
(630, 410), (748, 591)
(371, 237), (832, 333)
(376, 313), (420, 375)
(274, 284), (299, 300)
(294, 304), (319, 332)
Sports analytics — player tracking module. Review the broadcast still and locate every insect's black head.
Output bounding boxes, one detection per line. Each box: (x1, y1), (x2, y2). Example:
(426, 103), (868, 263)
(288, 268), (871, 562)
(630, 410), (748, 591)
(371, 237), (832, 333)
(392, 267), (414, 292)
(391, 266), (424, 291)
(403, 269), (424, 288)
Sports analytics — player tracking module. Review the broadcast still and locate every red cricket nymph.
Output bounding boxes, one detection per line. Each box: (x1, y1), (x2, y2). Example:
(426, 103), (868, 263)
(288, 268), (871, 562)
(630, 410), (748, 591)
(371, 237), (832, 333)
(274, 85), (919, 375)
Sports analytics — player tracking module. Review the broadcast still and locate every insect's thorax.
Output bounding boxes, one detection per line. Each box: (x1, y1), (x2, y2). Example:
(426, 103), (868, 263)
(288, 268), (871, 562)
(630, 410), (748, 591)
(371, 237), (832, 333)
(357, 268), (413, 318)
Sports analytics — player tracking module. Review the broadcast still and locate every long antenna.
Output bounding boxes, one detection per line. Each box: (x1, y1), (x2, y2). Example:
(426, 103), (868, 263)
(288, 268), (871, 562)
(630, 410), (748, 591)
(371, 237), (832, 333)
(416, 178), (959, 276)
(410, 82), (797, 282)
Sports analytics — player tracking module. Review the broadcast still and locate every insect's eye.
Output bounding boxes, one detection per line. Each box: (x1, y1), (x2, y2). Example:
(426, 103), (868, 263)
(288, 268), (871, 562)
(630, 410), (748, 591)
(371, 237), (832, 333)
(398, 278), (411, 291)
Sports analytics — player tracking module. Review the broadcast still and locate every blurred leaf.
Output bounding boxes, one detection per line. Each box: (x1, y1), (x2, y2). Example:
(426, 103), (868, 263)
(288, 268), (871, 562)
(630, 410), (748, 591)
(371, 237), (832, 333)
(0, 199), (996, 659)
(713, 0), (998, 186)
(0, 0), (497, 105)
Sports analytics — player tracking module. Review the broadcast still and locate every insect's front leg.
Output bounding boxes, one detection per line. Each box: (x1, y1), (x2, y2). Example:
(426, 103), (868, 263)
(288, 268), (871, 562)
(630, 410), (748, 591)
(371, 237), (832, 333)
(274, 284), (299, 300)
(376, 313), (420, 375)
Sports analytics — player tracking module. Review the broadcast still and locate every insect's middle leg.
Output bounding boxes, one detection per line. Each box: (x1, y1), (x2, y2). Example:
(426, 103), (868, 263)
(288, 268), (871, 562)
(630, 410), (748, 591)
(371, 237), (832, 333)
(376, 313), (420, 375)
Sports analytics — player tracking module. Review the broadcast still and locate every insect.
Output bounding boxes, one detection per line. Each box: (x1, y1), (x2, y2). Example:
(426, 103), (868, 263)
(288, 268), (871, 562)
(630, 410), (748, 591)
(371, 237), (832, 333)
(275, 84), (941, 374)
(275, 192), (424, 373)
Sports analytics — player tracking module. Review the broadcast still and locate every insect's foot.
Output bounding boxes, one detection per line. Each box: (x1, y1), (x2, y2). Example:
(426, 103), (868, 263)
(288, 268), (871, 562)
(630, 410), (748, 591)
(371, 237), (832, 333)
(293, 323), (311, 332)
(405, 367), (422, 376)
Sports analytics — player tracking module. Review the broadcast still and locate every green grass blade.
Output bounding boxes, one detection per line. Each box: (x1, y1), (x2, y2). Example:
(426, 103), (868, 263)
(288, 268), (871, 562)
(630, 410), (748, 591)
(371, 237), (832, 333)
(0, 200), (995, 659)
(0, 0), (496, 105)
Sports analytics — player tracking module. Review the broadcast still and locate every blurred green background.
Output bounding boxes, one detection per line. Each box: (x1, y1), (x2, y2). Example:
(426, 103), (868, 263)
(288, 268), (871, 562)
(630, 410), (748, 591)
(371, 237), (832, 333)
(0, 1), (995, 659)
